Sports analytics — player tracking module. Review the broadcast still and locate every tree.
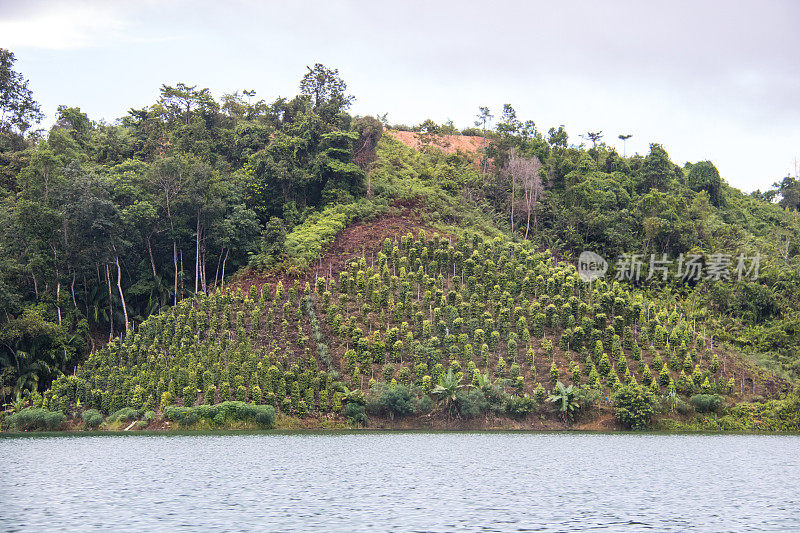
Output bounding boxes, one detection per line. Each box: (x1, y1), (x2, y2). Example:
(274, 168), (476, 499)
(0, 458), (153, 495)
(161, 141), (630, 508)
(687, 161), (722, 206)
(0, 49), (44, 133)
(496, 104), (520, 136)
(640, 143), (674, 192)
(299, 64), (353, 122)
(581, 131), (603, 148)
(502, 149), (545, 239)
(474, 106), (493, 174)
(159, 83), (216, 127)
(618, 134), (632, 157)
(772, 176), (800, 211)
(352, 116), (383, 183)
(431, 368), (467, 419)
(547, 125), (568, 148)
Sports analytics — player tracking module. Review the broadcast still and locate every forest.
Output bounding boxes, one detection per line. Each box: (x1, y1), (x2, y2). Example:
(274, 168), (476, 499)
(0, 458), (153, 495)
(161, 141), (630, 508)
(1, 47), (799, 431)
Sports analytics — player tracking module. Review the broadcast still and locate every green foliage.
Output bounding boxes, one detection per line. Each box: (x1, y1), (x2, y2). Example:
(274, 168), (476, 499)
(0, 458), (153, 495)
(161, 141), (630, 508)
(504, 394), (539, 419)
(366, 383), (416, 420)
(163, 401), (275, 428)
(81, 409), (104, 428)
(612, 384), (658, 430)
(107, 407), (141, 423)
(547, 381), (580, 420)
(690, 394), (724, 413)
(343, 401), (367, 426)
(5, 408), (65, 431)
(455, 388), (489, 418)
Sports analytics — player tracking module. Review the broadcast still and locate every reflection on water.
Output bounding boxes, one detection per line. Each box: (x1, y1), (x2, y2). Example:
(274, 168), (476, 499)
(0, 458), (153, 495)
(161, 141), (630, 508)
(1, 432), (799, 531)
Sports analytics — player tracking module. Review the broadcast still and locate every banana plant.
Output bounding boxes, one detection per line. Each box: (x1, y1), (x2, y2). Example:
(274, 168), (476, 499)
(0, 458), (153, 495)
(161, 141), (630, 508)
(548, 380), (579, 421)
(432, 369), (467, 420)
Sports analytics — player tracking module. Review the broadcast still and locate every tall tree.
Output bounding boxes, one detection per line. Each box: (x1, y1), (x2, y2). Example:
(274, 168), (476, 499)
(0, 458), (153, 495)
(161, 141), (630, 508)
(618, 134), (632, 157)
(474, 106), (493, 174)
(0, 49), (44, 134)
(299, 64), (353, 123)
(503, 149), (544, 238)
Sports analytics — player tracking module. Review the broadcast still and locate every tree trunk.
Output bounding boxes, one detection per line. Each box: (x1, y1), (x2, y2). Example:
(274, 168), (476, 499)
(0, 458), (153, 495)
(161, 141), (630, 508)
(214, 245), (224, 288)
(195, 211), (201, 294)
(52, 245), (61, 326)
(105, 263), (114, 341)
(173, 240), (178, 305)
(220, 249), (230, 290)
(179, 249), (184, 298)
(114, 253), (129, 332)
(510, 177), (515, 234)
(146, 235), (158, 280)
(56, 280), (62, 326)
(524, 200), (531, 240)
(70, 272), (78, 308)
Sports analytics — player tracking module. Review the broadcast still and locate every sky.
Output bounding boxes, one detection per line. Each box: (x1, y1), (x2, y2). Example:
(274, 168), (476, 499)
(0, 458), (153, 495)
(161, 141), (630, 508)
(1, 0), (798, 192)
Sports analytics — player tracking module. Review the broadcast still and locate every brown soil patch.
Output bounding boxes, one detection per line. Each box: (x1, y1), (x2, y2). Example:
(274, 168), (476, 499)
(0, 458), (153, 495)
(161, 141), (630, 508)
(232, 201), (452, 293)
(388, 130), (490, 155)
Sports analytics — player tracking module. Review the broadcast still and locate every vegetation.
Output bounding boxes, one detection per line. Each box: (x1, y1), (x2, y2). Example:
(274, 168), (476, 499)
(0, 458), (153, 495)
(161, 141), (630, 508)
(5, 407), (65, 431)
(162, 401), (275, 429)
(613, 384), (658, 430)
(1, 49), (798, 432)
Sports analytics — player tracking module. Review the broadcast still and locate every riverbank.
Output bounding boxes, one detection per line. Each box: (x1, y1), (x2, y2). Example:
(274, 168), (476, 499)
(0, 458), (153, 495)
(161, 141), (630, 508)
(5, 401), (800, 434)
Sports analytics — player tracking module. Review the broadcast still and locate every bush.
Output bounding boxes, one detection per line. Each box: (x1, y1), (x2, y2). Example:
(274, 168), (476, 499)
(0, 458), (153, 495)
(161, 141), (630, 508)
(6, 408), (66, 431)
(344, 402), (368, 426)
(612, 384), (657, 430)
(82, 409), (104, 428)
(366, 383), (416, 420)
(504, 395), (539, 418)
(690, 394), (725, 413)
(574, 387), (601, 411)
(455, 389), (488, 418)
(162, 401), (275, 428)
(675, 399), (693, 415)
(107, 407), (141, 423)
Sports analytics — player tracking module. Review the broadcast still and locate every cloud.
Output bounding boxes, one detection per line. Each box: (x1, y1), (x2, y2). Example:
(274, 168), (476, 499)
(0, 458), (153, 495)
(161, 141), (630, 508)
(0, 1), (173, 50)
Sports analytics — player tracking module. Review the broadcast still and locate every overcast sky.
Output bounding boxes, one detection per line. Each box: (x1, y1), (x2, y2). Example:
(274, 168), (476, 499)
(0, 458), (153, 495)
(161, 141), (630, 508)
(1, 0), (798, 192)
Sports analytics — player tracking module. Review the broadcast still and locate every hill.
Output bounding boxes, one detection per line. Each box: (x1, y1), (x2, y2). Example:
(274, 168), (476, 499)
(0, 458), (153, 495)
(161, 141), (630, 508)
(41, 232), (792, 432)
(2, 58), (800, 432)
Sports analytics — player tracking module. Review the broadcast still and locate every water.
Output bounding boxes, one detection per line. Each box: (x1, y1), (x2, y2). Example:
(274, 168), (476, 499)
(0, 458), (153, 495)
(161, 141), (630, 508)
(1, 432), (798, 532)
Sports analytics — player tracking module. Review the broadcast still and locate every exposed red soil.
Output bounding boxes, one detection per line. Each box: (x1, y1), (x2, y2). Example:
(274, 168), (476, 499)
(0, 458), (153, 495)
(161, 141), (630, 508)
(233, 199), (453, 293)
(388, 130), (490, 155)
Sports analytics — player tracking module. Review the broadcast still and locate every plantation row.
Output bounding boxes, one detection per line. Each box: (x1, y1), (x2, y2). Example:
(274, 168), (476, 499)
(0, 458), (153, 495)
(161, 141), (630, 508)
(39, 232), (742, 420)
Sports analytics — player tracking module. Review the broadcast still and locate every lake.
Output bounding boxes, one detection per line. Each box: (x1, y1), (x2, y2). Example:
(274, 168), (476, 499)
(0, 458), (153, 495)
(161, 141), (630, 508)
(1, 432), (798, 531)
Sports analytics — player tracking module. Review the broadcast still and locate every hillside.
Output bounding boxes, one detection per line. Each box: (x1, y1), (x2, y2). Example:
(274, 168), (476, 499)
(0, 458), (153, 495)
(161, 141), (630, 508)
(2, 58), (800, 432)
(41, 231), (791, 431)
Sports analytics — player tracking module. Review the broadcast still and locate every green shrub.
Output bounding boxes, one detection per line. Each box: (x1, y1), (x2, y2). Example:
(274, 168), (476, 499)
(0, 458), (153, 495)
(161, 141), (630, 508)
(81, 409), (104, 428)
(455, 389), (488, 418)
(504, 395), (539, 418)
(162, 401), (275, 428)
(344, 402), (368, 425)
(675, 399), (693, 415)
(6, 408), (66, 431)
(366, 383), (416, 420)
(108, 407), (141, 423)
(612, 384), (658, 430)
(690, 394), (725, 413)
(574, 387), (601, 411)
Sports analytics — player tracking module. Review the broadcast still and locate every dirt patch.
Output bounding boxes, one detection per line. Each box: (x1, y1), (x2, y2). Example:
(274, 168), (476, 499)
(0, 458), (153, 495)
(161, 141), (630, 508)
(233, 204), (452, 293)
(388, 130), (490, 156)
